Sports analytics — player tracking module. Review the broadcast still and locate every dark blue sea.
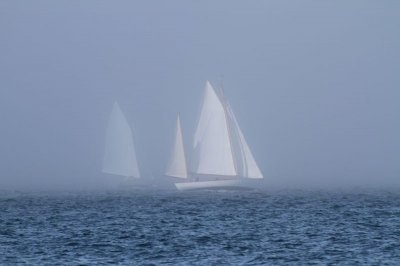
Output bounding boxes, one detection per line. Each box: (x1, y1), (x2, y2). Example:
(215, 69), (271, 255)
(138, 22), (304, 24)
(1, 189), (400, 265)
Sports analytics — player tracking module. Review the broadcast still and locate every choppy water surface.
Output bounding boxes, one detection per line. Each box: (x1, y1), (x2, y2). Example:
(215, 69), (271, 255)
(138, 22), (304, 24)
(1, 190), (400, 265)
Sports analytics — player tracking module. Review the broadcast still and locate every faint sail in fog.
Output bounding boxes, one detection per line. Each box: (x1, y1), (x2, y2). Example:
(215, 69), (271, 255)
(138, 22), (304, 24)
(102, 102), (140, 178)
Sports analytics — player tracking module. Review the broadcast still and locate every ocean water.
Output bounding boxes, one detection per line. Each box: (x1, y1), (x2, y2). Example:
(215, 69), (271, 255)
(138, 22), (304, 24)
(1, 190), (400, 265)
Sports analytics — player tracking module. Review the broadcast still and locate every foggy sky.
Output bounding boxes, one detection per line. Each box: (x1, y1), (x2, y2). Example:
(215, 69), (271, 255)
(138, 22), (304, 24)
(1, 1), (399, 190)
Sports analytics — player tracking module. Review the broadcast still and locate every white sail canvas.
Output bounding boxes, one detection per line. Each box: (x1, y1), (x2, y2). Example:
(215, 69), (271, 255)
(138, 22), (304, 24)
(169, 80), (264, 190)
(225, 102), (263, 179)
(102, 102), (140, 178)
(192, 81), (237, 176)
(166, 115), (188, 178)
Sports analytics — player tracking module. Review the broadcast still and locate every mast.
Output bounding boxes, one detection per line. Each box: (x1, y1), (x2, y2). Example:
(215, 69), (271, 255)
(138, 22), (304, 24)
(218, 80), (239, 177)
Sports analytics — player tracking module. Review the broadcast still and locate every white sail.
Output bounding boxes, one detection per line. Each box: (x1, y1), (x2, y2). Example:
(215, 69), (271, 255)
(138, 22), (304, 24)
(102, 102), (140, 178)
(166, 115), (188, 178)
(192, 81), (237, 176)
(225, 102), (264, 179)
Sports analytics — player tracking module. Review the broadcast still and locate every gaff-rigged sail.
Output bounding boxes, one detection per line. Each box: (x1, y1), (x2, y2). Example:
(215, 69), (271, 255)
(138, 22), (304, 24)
(192, 81), (237, 176)
(102, 102), (140, 178)
(168, 80), (264, 183)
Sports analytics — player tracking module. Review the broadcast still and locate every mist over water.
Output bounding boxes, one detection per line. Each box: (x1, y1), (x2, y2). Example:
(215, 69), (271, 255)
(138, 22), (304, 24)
(2, 2), (400, 265)
(0, 1), (399, 191)
(1, 190), (400, 264)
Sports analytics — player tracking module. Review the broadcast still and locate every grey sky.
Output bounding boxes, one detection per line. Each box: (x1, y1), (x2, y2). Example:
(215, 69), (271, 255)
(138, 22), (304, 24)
(1, 1), (399, 190)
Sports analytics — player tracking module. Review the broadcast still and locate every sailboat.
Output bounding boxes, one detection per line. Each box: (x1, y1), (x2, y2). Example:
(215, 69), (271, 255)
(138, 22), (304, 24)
(102, 102), (141, 180)
(166, 81), (264, 191)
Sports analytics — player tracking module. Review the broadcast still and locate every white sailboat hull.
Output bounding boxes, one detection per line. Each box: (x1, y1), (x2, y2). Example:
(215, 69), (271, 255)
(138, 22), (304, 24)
(175, 179), (254, 191)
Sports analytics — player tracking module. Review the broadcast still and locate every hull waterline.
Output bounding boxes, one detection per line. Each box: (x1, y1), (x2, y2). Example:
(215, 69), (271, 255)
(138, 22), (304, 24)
(175, 179), (254, 191)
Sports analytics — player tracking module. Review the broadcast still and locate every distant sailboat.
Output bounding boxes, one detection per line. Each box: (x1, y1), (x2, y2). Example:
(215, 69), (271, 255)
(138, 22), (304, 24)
(166, 81), (263, 191)
(102, 102), (140, 179)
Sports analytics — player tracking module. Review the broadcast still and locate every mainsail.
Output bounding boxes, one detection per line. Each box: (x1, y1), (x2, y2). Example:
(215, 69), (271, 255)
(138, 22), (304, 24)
(192, 81), (237, 176)
(167, 80), (264, 185)
(102, 102), (140, 178)
(165, 115), (188, 178)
